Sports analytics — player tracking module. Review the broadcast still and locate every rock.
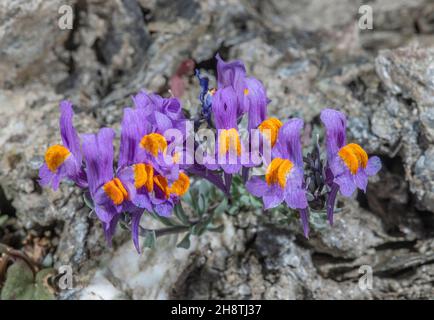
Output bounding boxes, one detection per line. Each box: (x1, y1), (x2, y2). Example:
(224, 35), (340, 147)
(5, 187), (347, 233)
(304, 200), (385, 259)
(0, 0), (74, 87)
(374, 46), (434, 212)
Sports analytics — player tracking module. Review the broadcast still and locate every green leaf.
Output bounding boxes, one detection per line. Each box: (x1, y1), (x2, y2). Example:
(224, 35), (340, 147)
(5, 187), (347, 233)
(190, 224), (200, 236)
(1, 260), (55, 300)
(214, 198), (228, 215)
(174, 203), (190, 225)
(239, 195), (251, 206)
(143, 230), (156, 249)
(34, 269), (56, 300)
(0, 214), (8, 227)
(197, 194), (208, 217)
(190, 222), (207, 236)
(83, 192), (94, 210)
(188, 190), (200, 215)
(227, 206), (238, 215)
(119, 221), (129, 231)
(309, 210), (328, 230)
(0, 260), (34, 300)
(176, 233), (191, 249)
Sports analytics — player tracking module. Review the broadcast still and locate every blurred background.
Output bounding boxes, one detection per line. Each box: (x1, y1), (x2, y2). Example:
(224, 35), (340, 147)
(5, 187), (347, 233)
(0, 0), (433, 299)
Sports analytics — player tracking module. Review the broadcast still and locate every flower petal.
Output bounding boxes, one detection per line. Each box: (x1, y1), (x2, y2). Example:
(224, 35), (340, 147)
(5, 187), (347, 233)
(153, 111), (172, 133)
(212, 86), (238, 129)
(118, 108), (150, 170)
(38, 164), (55, 188)
(320, 108), (347, 160)
(131, 210), (143, 253)
(102, 212), (120, 246)
(216, 53), (246, 90)
(330, 156), (347, 178)
(82, 128), (115, 195)
(59, 100), (82, 162)
(95, 204), (113, 224)
(355, 169), (368, 192)
(365, 156), (382, 176)
(244, 77), (268, 130)
(162, 98), (183, 120)
(133, 193), (153, 212)
(274, 118), (304, 168)
(285, 188), (308, 209)
(246, 176), (268, 197)
(132, 90), (157, 115)
(263, 185), (284, 209)
(154, 202), (173, 217)
(335, 173), (356, 197)
(299, 208), (310, 238)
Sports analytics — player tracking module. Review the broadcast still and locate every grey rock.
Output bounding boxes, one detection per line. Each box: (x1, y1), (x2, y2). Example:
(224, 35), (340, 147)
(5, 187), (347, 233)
(0, 0), (74, 87)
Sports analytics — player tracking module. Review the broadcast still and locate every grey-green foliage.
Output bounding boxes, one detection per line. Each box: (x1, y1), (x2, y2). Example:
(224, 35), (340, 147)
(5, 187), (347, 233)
(142, 230), (157, 249)
(226, 176), (263, 215)
(0, 214), (8, 227)
(1, 260), (55, 300)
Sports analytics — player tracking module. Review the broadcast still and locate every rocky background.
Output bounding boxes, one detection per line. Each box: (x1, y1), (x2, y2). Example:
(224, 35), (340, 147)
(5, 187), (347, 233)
(1, 0), (434, 299)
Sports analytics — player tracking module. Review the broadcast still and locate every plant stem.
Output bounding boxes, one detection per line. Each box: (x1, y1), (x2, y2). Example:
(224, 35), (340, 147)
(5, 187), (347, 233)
(326, 183), (339, 226)
(0, 243), (37, 276)
(139, 225), (190, 238)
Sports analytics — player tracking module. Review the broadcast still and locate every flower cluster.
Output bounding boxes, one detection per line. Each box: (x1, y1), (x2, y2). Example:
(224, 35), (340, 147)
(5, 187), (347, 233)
(39, 54), (381, 252)
(40, 97), (190, 253)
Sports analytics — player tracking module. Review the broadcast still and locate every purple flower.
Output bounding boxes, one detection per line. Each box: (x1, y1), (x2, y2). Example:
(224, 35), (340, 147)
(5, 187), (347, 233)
(132, 90), (188, 171)
(82, 128), (136, 245)
(118, 107), (151, 169)
(244, 77), (268, 131)
(117, 107), (178, 208)
(216, 54), (268, 128)
(216, 54), (246, 109)
(210, 86), (243, 174)
(150, 171), (190, 217)
(246, 118), (310, 237)
(132, 90), (185, 132)
(117, 106), (191, 251)
(320, 108), (382, 225)
(117, 108), (154, 243)
(214, 55), (269, 182)
(39, 101), (87, 190)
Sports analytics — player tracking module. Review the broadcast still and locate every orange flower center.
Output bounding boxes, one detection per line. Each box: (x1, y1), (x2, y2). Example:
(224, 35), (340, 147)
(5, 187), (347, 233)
(338, 143), (368, 175)
(45, 145), (71, 172)
(153, 172), (190, 199)
(218, 128), (241, 157)
(265, 158), (293, 188)
(170, 172), (190, 196)
(244, 88), (249, 95)
(103, 178), (128, 205)
(133, 163), (154, 192)
(140, 133), (167, 157)
(258, 118), (282, 147)
(153, 175), (170, 199)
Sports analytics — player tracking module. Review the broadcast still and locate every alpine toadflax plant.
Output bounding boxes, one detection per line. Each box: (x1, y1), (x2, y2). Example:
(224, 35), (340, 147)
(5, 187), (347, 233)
(39, 54), (381, 252)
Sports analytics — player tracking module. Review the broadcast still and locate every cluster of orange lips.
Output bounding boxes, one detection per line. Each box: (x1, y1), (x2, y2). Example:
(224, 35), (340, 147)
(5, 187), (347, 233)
(44, 116), (369, 206)
(103, 132), (189, 206)
(44, 131), (190, 207)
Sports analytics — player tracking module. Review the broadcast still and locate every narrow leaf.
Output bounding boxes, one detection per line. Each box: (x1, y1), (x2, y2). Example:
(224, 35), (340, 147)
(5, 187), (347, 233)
(174, 203), (189, 225)
(176, 233), (191, 249)
(143, 230), (156, 249)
